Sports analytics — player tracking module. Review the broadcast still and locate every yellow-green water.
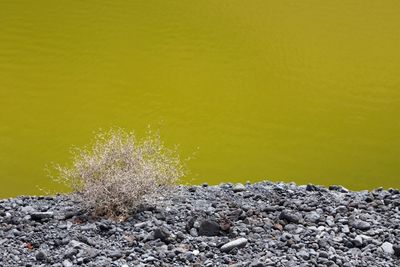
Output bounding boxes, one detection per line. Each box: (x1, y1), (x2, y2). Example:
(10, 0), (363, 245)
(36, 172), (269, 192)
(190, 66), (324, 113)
(1, 0), (400, 197)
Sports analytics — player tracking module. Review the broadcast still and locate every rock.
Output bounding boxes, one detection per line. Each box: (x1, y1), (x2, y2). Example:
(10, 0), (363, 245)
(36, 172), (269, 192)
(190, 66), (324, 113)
(393, 245), (400, 256)
(109, 250), (123, 259)
(154, 227), (171, 243)
(63, 248), (78, 260)
(35, 250), (47, 262)
(342, 225), (350, 233)
(220, 238), (248, 252)
(250, 262), (266, 267)
(334, 206), (347, 213)
(352, 220), (371, 231)
(68, 240), (86, 248)
(198, 220), (220, 236)
(30, 212), (54, 221)
(304, 212), (320, 223)
(20, 206), (35, 213)
(62, 260), (73, 267)
(296, 249), (310, 260)
(329, 185), (349, 193)
(352, 235), (363, 247)
(0, 183), (398, 266)
(306, 184), (318, 191)
(279, 210), (301, 224)
(233, 183), (246, 192)
(381, 242), (394, 254)
(319, 251), (329, 258)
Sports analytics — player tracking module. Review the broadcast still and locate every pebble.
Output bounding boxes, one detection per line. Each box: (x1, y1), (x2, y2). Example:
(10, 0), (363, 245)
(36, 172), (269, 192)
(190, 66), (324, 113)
(233, 183), (246, 193)
(0, 182), (399, 266)
(279, 210), (301, 224)
(393, 245), (400, 257)
(198, 220), (220, 236)
(35, 250), (47, 262)
(62, 260), (73, 267)
(352, 220), (371, 231)
(220, 238), (248, 252)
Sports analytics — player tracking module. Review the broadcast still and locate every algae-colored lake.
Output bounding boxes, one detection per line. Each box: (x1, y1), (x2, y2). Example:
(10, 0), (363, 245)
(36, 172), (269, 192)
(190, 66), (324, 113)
(1, 1), (400, 197)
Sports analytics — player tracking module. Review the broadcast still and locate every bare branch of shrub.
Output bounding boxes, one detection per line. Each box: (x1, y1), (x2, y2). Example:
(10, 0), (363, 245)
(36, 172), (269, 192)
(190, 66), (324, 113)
(53, 128), (185, 218)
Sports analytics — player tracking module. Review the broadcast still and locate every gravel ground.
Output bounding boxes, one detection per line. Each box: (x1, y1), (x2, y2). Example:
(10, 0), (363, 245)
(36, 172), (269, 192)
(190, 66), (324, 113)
(1, 181), (399, 267)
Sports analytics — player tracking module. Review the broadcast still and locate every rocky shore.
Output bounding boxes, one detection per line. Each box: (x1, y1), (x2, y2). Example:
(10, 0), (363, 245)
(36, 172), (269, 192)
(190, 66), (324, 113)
(1, 181), (399, 266)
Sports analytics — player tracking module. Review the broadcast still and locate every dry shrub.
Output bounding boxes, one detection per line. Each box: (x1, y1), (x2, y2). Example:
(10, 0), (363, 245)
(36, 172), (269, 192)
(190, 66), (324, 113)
(55, 128), (184, 218)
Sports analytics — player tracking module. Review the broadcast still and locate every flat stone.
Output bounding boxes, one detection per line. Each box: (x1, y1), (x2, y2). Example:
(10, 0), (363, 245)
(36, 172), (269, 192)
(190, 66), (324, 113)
(220, 238), (248, 252)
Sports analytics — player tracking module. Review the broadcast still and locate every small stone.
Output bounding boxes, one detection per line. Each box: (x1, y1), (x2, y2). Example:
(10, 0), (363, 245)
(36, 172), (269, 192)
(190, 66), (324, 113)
(352, 220), (371, 231)
(306, 184), (318, 191)
(63, 248), (78, 260)
(188, 187), (197, 192)
(296, 250), (310, 260)
(20, 206), (35, 213)
(35, 250), (47, 262)
(233, 183), (246, 192)
(198, 220), (220, 236)
(393, 245), (400, 256)
(30, 212), (54, 221)
(220, 238), (248, 252)
(381, 242), (394, 254)
(109, 250), (123, 259)
(329, 185), (349, 193)
(68, 240), (85, 248)
(279, 210), (301, 224)
(250, 262), (266, 267)
(62, 260), (73, 267)
(319, 251), (329, 258)
(342, 225), (350, 233)
(352, 235), (363, 247)
(304, 212), (320, 223)
(154, 227), (171, 243)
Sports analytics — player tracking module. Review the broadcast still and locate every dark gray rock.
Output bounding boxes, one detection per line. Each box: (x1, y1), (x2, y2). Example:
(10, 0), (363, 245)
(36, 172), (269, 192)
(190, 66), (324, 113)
(35, 250), (47, 262)
(352, 220), (371, 231)
(393, 245), (400, 257)
(279, 210), (301, 224)
(30, 212), (54, 221)
(153, 227), (171, 243)
(198, 220), (220, 236)
(306, 184), (318, 191)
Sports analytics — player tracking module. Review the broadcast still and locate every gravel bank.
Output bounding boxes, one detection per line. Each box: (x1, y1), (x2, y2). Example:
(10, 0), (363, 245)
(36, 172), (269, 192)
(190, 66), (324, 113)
(1, 181), (399, 266)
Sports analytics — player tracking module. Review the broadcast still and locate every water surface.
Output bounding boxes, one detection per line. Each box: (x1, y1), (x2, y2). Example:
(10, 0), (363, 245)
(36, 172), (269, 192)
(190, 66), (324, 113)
(1, 0), (400, 197)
